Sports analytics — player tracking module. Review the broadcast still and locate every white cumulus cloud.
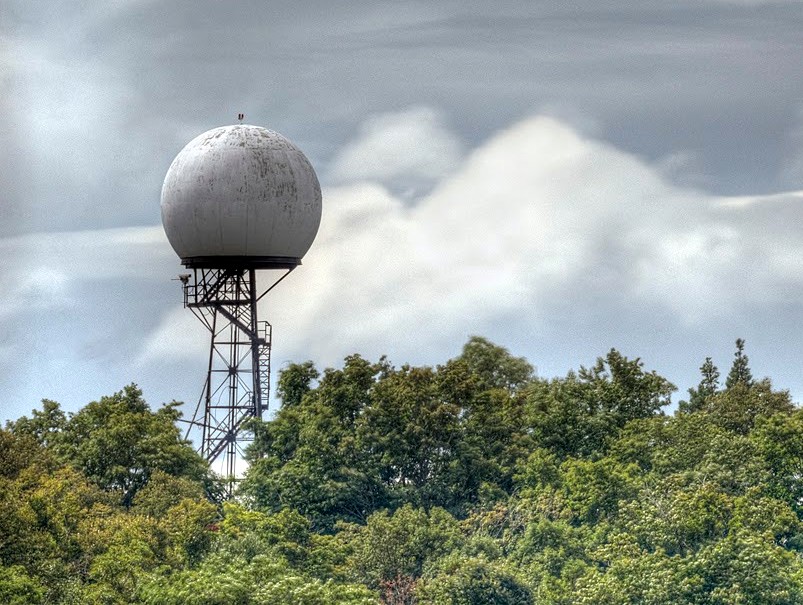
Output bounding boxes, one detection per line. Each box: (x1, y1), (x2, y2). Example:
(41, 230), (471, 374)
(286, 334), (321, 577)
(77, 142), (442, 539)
(328, 106), (464, 198)
(249, 115), (803, 369)
(5, 114), (803, 419)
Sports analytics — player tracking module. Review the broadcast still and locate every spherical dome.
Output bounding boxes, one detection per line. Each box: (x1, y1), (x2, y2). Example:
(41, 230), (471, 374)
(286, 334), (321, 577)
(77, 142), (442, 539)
(161, 124), (322, 268)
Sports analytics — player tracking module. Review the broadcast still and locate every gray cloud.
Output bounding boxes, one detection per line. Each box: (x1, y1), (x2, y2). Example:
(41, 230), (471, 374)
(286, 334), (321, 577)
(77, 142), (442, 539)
(2, 111), (802, 424)
(328, 106), (463, 199)
(138, 114), (803, 416)
(3, 2), (803, 423)
(3, 1), (803, 236)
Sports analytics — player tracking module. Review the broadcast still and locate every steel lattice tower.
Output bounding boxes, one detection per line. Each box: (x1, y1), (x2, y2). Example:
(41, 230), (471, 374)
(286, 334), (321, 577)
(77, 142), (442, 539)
(180, 266), (293, 485)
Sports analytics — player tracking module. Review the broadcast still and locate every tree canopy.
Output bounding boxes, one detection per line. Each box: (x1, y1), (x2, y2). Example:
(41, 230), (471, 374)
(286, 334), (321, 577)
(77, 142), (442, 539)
(2, 337), (802, 604)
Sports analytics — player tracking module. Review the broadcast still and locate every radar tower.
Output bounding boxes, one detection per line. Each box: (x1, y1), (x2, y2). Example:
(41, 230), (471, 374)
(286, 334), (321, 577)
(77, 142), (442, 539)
(160, 123), (322, 492)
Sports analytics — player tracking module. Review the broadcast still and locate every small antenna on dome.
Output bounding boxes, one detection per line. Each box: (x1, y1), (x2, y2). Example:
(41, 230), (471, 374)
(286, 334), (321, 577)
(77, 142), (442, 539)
(237, 113), (244, 122)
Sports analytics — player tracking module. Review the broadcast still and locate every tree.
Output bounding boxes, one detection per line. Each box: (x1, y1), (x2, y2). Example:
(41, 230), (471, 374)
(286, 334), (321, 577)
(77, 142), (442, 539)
(78, 509), (165, 601)
(243, 359), (390, 528)
(0, 462), (108, 602)
(578, 349), (675, 425)
(454, 336), (534, 393)
(438, 344), (533, 501)
(358, 365), (461, 508)
(706, 379), (793, 435)
(417, 554), (533, 605)
(751, 410), (803, 515)
(159, 497), (218, 566)
(692, 530), (803, 603)
(559, 457), (642, 525)
(525, 374), (613, 459)
(343, 504), (462, 591)
(8, 399), (67, 448)
(56, 385), (209, 506)
(572, 534), (699, 605)
(5, 339), (803, 603)
(725, 338), (753, 389)
(0, 428), (49, 480)
(0, 565), (45, 605)
(617, 478), (734, 556)
(317, 355), (386, 428)
(132, 469), (207, 517)
(526, 350), (675, 459)
(276, 360), (320, 408)
(681, 357), (720, 413)
(138, 552), (378, 605)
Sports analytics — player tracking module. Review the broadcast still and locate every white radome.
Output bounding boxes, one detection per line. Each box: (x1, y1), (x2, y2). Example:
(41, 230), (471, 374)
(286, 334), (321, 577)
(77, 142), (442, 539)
(161, 124), (322, 267)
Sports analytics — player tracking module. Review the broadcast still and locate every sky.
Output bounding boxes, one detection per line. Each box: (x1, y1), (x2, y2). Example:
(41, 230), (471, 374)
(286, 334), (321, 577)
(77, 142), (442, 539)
(2, 0), (803, 428)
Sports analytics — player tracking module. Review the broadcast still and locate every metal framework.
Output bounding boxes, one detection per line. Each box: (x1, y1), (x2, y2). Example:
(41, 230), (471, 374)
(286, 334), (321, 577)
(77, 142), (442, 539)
(179, 266), (293, 491)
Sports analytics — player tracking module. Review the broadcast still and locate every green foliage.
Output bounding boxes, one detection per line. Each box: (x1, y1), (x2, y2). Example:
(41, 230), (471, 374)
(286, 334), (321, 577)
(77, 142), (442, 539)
(241, 340), (537, 526)
(417, 554), (533, 604)
(454, 336), (534, 392)
(682, 356), (720, 413)
(572, 534), (701, 604)
(559, 457), (642, 524)
(218, 504), (313, 566)
(618, 478), (734, 555)
(525, 349), (675, 459)
(242, 355), (390, 528)
(343, 504), (462, 589)
(55, 385), (209, 506)
(579, 349), (675, 425)
(693, 530), (803, 604)
(706, 379), (794, 435)
(132, 469), (207, 517)
(0, 427), (50, 479)
(3, 337), (803, 604)
(2, 386), (217, 602)
(138, 553), (378, 605)
(751, 409), (803, 515)
(276, 360), (320, 408)
(8, 398), (67, 447)
(359, 365), (461, 506)
(726, 338), (754, 389)
(0, 565), (45, 604)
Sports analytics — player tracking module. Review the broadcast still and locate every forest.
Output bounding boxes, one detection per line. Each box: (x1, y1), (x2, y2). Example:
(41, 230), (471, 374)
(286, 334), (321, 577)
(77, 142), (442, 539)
(3, 336), (803, 604)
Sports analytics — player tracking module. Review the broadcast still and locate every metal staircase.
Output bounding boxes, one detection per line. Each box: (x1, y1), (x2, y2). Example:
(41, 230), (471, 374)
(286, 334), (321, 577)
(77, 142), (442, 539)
(256, 321), (272, 416)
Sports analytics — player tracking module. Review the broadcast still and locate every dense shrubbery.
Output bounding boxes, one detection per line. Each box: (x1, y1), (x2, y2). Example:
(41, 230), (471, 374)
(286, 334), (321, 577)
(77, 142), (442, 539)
(3, 337), (803, 603)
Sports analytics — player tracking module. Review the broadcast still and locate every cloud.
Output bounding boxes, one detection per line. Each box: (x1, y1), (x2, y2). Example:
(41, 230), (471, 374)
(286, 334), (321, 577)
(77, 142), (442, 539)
(261, 114), (803, 369)
(88, 116), (774, 390)
(328, 106), (463, 198)
(0, 225), (184, 416)
(0, 225), (176, 340)
(705, 0), (803, 4)
(2, 32), (143, 235)
(5, 0), (803, 241)
(135, 306), (208, 366)
(4, 113), (803, 422)
(780, 106), (803, 188)
(0, 226), (169, 290)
